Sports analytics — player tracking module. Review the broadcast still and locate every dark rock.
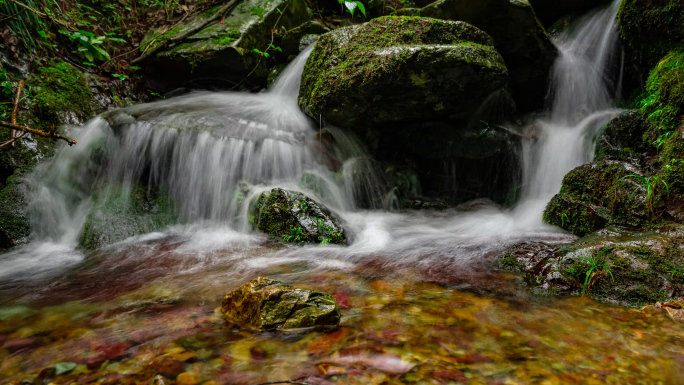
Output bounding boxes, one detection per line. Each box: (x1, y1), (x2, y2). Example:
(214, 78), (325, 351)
(221, 277), (341, 330)
(0, 175), (31, 249)
(617, 0), (684, 71)
(529, 0), (612, 28)
(280, 20), (329, 57)
(594, 110), (652, 165)
(249, 188), (346, 244)
(141, 0), (313, 91)
(497, 225), (684, 307)
(396, 0), (558, 111)
(543, 161), (657, 236)
(80, 185), (177, 250)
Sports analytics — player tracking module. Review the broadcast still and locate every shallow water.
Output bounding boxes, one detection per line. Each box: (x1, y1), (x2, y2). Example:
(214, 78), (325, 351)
(1, 236), (683, 384)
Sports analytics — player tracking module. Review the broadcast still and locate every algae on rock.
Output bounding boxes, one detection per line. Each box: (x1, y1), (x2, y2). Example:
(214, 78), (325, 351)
(80, 186), (177, 250)
(141, 0), (313, 90)
(249, 188), (346, 245)
(221, 277), (341, 330)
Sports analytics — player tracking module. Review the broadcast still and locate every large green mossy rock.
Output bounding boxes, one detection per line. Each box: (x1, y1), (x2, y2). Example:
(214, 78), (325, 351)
(249, 188), (346, 245)
(617, 0), (684, 71)
(396, 0), (557, 112)
(80, 186), (177, 250)
(221, 277), (340, 330)
(141, 0), (312, 90)
(497, 225), (684, 307)
(0, 176), (31, 249)
(594, 110), (652, 164)
(298, 16), (510, 133)
(543, 161), (658, 236)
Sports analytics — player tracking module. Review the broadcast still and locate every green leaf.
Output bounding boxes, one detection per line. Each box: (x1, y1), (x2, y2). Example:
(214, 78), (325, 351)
(130, 66), (141, 70)
(83, 61), (97, 66)
(355, 1), (366, 17)
(344, 0), (357, 16)
(55, 362), (78, 375)
(84, 51), (94, 62)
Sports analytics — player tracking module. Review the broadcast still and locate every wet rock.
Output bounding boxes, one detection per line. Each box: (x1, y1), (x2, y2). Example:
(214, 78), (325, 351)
(0, 175), (31, 249)
(396, 0), (557, 111)
(543, 161), (655, 236)
(249, 188), (346, 244)
(141, 0), (313, 91)
(498, 225), (684, 306)
(299, 16), (511, 133)
(80, 185), (177, 250)
(221, 277), (341, 330)
(280, 20), (329, 57)
(529, 0), (612, 27)
(617, 0), (684, 70)
(594, 110), (652, 165)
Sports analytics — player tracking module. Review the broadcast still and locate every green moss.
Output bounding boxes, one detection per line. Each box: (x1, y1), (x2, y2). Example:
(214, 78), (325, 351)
(80, 186), (177, 250)
(25, 60), (93, 129)
(617, 0), (684, 69)
(496, 253), (524, 272)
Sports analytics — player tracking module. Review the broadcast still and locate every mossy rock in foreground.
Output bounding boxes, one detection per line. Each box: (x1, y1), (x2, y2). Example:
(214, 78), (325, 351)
(543, 161), (656, 236)
(497, 225), (684, 307)
(221, 277), (340, 330)
(80, 186), (177, 250)
(298, 16), (511, 135)
(250, 188), (346, 245)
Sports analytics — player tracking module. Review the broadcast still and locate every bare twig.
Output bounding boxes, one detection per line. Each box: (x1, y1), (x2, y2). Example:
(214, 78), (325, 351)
(0, 131), (25, 148)
(0, 121), (77, 146)
(132, 0), (240, 65)
(7, 0), (46, 17)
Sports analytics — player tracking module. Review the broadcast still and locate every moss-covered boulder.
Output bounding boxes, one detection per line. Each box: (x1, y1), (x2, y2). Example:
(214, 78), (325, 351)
(249, 188), (346, 244)
(396, 0), (557, 112)
(497, 225), (684, 307)
(0, 176), (31, 249)
(80, 186), (177, 250)
(141, 0), (312, 91)
(617, 0), (684, 71)
(0, 61), (93, 184)
(594, 110), (652, 164)
(299, 16), (510, 133)
(543, 161), (659, 236)
(221, 277), (340, 330)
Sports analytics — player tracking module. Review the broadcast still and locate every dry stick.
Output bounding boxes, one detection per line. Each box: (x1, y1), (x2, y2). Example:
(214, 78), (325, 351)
(0, 121), (77, 146)
(132, 0), (240, 65)
(10, 80), (24, 146)
(0, 131), (25, 149)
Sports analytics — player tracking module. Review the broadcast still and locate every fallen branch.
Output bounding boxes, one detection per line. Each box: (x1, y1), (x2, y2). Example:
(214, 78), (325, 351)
(132, 0), (240, 65)
(0, 121), (77, 146)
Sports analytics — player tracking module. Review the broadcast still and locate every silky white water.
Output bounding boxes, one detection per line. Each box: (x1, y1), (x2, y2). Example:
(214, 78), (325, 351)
(0, 0), (624, 283)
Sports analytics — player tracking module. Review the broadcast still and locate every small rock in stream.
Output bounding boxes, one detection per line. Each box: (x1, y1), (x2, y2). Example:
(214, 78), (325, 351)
(221, 277), (340, 331)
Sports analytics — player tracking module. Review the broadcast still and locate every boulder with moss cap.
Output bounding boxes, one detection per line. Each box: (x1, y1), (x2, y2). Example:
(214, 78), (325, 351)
(221, 277), (341, 330)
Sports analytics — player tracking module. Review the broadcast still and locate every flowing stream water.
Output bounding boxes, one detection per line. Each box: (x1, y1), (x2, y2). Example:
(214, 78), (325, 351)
(4, 1), (683, 383)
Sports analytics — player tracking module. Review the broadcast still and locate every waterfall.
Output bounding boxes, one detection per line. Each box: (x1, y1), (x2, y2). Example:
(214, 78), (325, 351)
(516, 0), (624, 224)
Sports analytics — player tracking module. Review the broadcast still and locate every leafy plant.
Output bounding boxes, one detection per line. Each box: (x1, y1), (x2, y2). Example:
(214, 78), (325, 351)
(670, 264), (684, 280)
(60, 30), (110, 62)
(339, 0), (366, 17)
(316, 217), (341, 245)
(112, 74), (128, 80)
(621, 174), (669, 212)
(561, 213), (569, 227)
(576, 247), (619, 297)
(252, 48), (270, 58)
(282, 226), (304, 243)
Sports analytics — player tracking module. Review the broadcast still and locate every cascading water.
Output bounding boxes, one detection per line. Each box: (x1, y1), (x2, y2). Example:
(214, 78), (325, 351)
(0, 0), (625, 285)
(516, 0), (624, 224)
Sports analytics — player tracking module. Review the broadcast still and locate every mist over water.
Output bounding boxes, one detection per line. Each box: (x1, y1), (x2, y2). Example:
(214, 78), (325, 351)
(0, 1), (625, 285)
